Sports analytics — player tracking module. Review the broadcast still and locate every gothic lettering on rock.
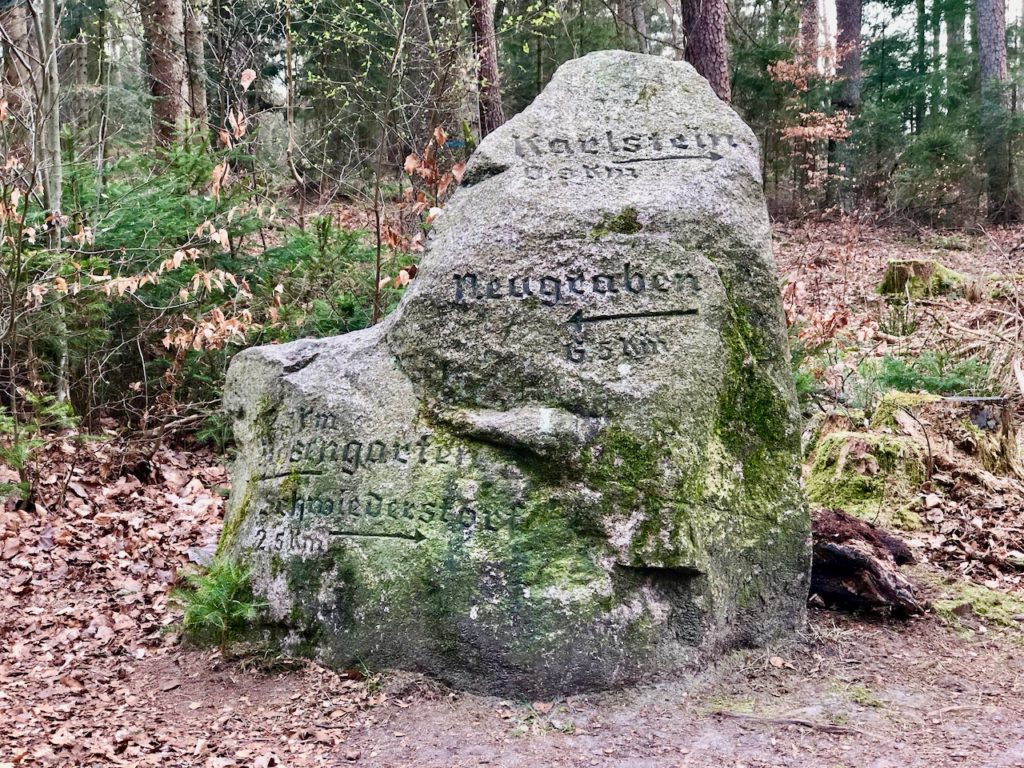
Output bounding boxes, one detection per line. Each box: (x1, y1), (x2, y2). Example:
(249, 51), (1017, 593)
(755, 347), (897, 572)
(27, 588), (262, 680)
(248, 487), (518, 554)
(512, 131), (737, 181)
(256, 431), (478, 478)
(452, 264), (699, 306)
(565, 331), (669, 364)
(512, 131), (738, 159)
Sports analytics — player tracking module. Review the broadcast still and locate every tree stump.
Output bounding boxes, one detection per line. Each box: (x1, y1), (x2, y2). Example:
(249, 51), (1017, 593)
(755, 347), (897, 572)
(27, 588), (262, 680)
(879, 259), (964, 298)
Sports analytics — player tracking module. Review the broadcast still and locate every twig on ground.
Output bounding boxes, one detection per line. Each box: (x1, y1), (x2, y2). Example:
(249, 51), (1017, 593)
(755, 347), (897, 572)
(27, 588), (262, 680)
(710, 710), (871, 737)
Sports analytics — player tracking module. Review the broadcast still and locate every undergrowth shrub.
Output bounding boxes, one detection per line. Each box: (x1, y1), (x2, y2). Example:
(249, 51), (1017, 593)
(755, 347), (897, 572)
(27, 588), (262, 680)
(866, 352), (992, 396)
(4, 138), (412, 436)
(172, 558), (264, 648)
(0, 394), (80, 500)
(890, 126), (984, 227)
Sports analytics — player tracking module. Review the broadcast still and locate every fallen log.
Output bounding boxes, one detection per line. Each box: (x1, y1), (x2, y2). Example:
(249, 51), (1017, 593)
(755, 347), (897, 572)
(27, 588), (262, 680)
(811, 508), (926, 615)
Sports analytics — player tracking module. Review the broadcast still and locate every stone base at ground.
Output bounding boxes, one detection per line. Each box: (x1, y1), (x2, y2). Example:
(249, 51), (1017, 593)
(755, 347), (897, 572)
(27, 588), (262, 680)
(218, 51), (810, 696)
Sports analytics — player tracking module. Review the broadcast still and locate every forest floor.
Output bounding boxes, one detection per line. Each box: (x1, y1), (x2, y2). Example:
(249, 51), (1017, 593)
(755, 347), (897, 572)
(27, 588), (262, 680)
(4, 220), (1024, 767)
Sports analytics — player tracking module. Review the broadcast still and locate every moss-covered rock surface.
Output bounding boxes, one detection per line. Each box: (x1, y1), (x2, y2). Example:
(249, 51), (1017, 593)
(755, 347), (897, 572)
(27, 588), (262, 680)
(218, 52), (810, 697)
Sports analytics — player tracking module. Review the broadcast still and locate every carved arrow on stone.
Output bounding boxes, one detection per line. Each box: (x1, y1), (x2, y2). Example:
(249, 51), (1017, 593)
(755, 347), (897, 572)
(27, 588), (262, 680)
(329, 529), (427, 543)
(567, 307), (698, 333)
(612, 152), (723, 164)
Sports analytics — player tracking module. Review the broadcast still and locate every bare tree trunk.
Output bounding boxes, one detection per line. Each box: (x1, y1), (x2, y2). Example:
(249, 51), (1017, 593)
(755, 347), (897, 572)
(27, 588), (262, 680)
(28, 0), (68, 402)
(141, 0), (189, 146)
(680, 0), (730, 103)
(976, 0), (1022, 221)
(183, 0), (208, 130)
(2, 3), (37, 153)
(913, 0), (926, 133)
(94, 6), (111, 224)
(469, 0), (504, 136)
(616, 0), (650, 53)
(629, 0), (649, 54)
(945, 0), (968, 113)
(929, 0), (941, 116)
(826, 0), (862, 209)
(663, 0), (682, 59)
(799, 0), (818, 68)
(70, 31), (89, 136)
(282, 0), (303, 187)
(834, 0), (862, 111)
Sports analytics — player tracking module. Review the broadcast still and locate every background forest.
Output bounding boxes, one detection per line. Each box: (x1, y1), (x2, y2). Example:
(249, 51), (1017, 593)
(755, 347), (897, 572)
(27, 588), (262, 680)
(6, 2), (1024, 762)
(0, 0), (1022, 486)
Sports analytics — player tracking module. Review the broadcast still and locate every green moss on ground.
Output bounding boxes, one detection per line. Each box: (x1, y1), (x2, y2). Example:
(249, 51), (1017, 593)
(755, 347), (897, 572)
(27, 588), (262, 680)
(805, 431), (924, 529)
(931, 579), (1024, 631)
(879, 259), (965, 298)
(831, 682), (885, 708)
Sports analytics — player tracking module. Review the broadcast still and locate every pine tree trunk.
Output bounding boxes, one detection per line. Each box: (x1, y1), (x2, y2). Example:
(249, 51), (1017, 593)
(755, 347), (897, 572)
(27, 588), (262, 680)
(976, 0), (1022, 221)
(680, 0), (730, 103)
(945, 0), (968, 112)
(826, 0), (862, 209)
(70, 33), (90, 136)
(28, 0), (69, 403)
(183, 0), (208, 130)
(629, 0), (649, 55)
(141, 0), (189, 146)
(616, 0), (649, 54)
(834, 0), (862, 110)
(470, 0), (505, 137)
(913, 0), (927, 133)
(929, 0), (942, 116)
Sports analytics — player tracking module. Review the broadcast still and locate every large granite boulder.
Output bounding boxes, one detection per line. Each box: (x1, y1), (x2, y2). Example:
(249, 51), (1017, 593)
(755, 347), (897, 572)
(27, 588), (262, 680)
(218, 50), (810, 696)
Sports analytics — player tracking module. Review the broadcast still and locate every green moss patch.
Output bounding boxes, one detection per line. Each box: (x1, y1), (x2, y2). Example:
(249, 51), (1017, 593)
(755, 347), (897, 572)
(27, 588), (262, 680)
(591, 207), (642, 238)
(805, 431), (924, 529)
(928, 577), (1024, 639)
(870, 391), (942, 430)
(879, 259), (965, 298)
(216, 475), (257, 556)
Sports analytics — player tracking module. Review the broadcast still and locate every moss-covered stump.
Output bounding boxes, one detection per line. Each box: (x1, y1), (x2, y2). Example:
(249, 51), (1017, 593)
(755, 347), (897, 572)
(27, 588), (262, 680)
(805, 430), (925, 529)
(806, 392), (1023, 532)
(218, 52), (810, 697)
(872, 391), (1023, 480)
(879, 259), (964, 298)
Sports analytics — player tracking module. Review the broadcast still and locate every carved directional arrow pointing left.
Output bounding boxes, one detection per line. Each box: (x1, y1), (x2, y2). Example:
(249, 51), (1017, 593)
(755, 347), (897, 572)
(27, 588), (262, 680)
(567, 307), (698, 334)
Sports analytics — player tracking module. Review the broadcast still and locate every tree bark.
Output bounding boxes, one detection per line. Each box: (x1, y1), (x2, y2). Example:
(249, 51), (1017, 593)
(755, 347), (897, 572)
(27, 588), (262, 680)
(1, 3), (36, 152)
(826, 0), (862, 209)
(976, 0), (1022, 221)
(913, 0), (926, 133)
(799, 0), (818, 68)
(141, 0), (189, 146)
(617, 0), (650, 54)
(945, 0), (968, 113)
(680, 0), (730, 103)
(470, 0), (504, 137)
(183, 0), (208, 130)
(929, 0), (941, 116)
(28, 0), (68, 402)
(834, 0), (862, 110)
